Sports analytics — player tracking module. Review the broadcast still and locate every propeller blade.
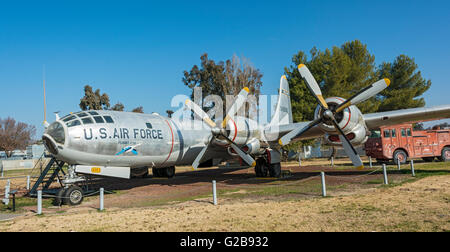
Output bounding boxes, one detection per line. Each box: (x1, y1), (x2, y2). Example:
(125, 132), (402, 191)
(335, 78), (391, 113)
(339, 135), (364, 170)
(192, 145), (209, 170)
(222, 87), (250, 128)
(279, 118), (322, 146)
(221, 134), (256, 167)
(185, 99), (217, 128)
(230, 143), (256, 167)
(330, 118), (364, 170)
(298, 64), (329, 110)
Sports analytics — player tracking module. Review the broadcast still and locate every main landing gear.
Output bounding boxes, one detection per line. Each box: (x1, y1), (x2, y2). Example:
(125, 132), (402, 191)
(152, 166), (176, 178)
(254, 158), (281, 178)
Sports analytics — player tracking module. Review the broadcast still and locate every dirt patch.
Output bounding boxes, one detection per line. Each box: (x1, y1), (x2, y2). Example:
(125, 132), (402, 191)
(1, 175), (449, 232)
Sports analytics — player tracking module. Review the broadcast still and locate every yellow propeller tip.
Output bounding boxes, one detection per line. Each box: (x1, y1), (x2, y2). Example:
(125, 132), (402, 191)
(282, 75), (287, 79)
(243, 87), (250, 93)
(384, 78), (391, 86)
(185, 99), (190, 105)
(298, 64), (306, 69)
(357, 165), (364, 170)
(251, 161), (257, 167)
(278, 139), (284, 146)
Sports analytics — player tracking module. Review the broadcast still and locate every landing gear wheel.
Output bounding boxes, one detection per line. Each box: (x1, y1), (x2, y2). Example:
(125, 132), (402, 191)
(131, 167), (149, 178)
(63, 186), (84, 206)
(439, 147), (450, 162)
(269, 163), (281, 178)
(152, 168), (161, 177)
(165, 166), (176, 178)
(393, 150), (408, 165)
(54, 188), (66, 206)
(255, 158), (269, 177)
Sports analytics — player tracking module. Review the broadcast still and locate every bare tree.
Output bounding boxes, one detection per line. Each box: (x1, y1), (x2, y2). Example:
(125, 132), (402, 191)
(0, 117), (36, 157)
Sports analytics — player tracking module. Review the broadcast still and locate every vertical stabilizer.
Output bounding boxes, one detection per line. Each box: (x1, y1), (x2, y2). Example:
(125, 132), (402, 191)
(269, 75), (293, 126)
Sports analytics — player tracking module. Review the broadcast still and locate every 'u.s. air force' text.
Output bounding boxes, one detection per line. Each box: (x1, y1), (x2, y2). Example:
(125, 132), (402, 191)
(84, 128), (164, 140)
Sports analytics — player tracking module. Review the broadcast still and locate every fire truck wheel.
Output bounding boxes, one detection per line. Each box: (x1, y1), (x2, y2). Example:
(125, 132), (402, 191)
(393, 150), (408, 165)
(440, 147), (450, 162)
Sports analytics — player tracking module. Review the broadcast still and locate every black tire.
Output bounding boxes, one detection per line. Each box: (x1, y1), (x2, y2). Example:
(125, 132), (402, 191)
(439, 147), (450, 162)
(165, 167), (175, 178)
(152, 168), (161, 177)
(269, 163), (282, 178)
(53, 188), (66, 206)
(63, 186), (84, 206)
(255, 158), (269, 177)
(393, 150), (408, 165)
(131, 167), (149, 178)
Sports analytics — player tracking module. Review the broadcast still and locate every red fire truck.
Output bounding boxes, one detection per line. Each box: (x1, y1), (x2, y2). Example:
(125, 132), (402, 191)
(365, 123), (450, 164)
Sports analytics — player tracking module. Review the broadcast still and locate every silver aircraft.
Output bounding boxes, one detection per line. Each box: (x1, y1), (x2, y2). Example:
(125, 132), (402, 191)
(42, 64), (450, 203)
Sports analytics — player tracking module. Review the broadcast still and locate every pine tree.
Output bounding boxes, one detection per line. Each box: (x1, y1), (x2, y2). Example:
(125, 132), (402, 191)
(377, 55), (431, 111)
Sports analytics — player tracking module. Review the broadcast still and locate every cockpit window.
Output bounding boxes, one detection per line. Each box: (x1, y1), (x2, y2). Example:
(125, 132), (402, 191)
(77, 112), (89, 118)
(46, 122), (65, 144)
(104, 116), (114, 123)
(93, 116), (105, 123)
(66, 120), (81, 128)
(63, 115), (76, 122)
(82, 118), (94, 124)
(89, 111), (99, 116)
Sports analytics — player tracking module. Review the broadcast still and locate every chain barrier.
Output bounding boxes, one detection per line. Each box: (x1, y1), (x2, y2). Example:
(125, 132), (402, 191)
(325, 167), (384, 181)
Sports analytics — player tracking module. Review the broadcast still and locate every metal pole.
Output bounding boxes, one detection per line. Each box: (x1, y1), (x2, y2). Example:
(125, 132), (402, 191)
(369, 156), (373, 169)
(37, 190), (42, 215)
(3, 182), (10, 206)
(331, 157), (334, 168)
(382, 164), (388, 185)
(397, 159), (401, 171)
(298, 155), (302, 167)
(321, 172), (327, 197)
(410, 160), (415, 177)
(99, 188), (104, 211)
(26, 175), (31, 190)
(212, 180), (217, 205)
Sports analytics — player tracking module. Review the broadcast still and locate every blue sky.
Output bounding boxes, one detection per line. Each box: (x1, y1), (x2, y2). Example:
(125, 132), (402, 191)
(1, 0), (450, 136)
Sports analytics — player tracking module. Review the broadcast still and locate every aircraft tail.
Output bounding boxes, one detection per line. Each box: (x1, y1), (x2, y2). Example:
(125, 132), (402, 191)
(269, 75), (293, 126)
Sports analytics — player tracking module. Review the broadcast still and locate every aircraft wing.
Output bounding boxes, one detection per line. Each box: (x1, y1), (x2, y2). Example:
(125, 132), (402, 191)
(363, 104), (450, 130)
(264, 122), (324, 143)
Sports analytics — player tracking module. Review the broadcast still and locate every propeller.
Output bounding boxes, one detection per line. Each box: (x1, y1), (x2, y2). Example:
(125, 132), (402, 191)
(279, 64), (390, 169)
(186, 87), (256, 170)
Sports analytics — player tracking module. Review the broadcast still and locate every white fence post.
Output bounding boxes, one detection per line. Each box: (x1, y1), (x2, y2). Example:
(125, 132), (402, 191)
(369, 156), (373, 169)
(37, 190), (42, 215)
(99, 188), (104, 211)
(26, 175), (31, 191)
(382, 164), (389, 185)
(321, 172), (327, 197)
(410, 160), (416, 177)
(212, 180), (217, 206)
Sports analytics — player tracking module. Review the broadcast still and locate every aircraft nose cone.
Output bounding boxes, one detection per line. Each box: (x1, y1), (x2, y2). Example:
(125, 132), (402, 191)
(42, 134), (59, 155)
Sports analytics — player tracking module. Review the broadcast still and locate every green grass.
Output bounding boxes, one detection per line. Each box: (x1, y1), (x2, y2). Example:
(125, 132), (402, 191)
(0, 197), (53, 213)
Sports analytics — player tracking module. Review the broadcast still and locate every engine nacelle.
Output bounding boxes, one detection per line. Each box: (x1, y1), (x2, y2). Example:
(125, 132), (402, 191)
(316, 97), (369, 146)
(214, 116), (261, 147)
